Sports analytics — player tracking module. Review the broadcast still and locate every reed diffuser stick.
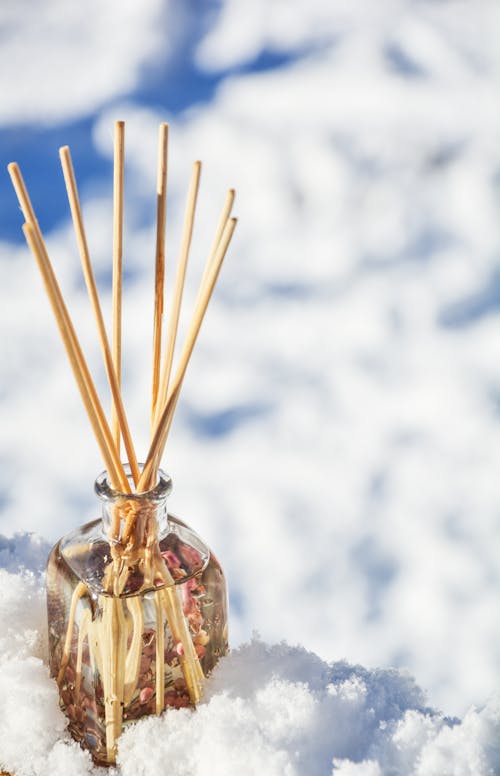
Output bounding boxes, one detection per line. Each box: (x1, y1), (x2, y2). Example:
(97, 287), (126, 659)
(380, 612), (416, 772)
(112, 121), (125, 452)
(59, 146), (141, 487)
(139, 216), (237, 493)
(152, 161), (201, 434)
(139, 191), (236, 486)
(201, 188), (235, 288)
(151, 123), (169, 426)
(20, 221), (129, 494)
(150, 187), (234, 449)
(7, 164), (127, 495)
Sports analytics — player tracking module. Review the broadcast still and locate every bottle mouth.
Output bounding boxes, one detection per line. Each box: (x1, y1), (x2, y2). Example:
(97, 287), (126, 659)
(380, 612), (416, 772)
(94, 464), (172, 503)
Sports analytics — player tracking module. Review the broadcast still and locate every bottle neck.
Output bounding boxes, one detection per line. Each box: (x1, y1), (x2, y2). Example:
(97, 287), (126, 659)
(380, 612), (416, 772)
(95, 466), (172, 547)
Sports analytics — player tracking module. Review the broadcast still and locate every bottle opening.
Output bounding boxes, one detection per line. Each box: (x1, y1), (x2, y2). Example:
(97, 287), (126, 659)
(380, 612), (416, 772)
(94, 464), (172, 504)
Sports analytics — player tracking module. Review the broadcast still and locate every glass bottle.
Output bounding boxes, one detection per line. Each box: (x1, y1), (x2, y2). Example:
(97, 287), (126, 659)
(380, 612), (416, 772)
(46, 468), (228, 766)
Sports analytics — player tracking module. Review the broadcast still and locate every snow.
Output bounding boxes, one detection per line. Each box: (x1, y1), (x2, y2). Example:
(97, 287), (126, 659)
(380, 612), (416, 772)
(0, 566), (497, 776)
(0, 0), (499, 769)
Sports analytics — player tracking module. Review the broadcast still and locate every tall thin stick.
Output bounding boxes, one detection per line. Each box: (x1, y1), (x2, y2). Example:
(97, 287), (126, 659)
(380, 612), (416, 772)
(145, 190), (235, 482)
(112, 121), (125, 452)
(200, 188), (235, 289)
(8, 162), (127, 492)
(151, 123), (169, 427)
(20, 221), (129, 495)
(59, 146), (140, 488)
(152, 161), (201, 434)
(138, 217), (237, 493)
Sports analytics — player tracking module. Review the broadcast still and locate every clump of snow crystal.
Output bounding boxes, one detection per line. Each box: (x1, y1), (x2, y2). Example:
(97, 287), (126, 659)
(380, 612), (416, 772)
(117, 640), (500, 776)
(0, 570), (94, 776)
(0, 552), (497, 776)
(0, 568), (47, 661)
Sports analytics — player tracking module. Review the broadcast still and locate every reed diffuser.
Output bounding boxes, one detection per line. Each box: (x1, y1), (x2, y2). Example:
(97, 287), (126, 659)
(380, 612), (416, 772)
(8, 122), (236, 765)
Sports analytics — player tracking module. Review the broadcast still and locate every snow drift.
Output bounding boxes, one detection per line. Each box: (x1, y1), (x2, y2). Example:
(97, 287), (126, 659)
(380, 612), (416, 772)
(0, 560), (497, 776)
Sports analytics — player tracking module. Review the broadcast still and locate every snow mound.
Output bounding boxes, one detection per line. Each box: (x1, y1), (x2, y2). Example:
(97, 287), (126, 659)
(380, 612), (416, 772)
(118, 640), (500, 776)
(0, 556), (497, 776)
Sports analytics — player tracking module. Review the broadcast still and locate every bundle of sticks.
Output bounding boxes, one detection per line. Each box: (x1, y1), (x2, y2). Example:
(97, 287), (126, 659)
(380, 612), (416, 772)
(8, 120), (236, 526)
(8, 121), (237, 760)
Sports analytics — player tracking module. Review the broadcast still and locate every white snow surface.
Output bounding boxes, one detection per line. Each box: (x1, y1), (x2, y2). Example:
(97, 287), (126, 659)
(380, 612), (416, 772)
(0, 567), (498, 776)
(0, 0), (499, 759)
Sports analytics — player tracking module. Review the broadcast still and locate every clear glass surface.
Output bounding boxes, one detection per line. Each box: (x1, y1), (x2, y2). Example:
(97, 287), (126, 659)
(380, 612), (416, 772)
(46, 470), (228, 765)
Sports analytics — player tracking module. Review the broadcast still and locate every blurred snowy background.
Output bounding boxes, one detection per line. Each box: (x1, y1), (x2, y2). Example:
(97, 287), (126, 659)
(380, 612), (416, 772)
(0, 0), (498, 724)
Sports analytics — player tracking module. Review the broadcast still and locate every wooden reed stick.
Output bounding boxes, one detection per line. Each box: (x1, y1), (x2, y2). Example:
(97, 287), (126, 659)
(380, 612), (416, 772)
(200, 188), (235, 288)
(20, 221), (129, 495)
(138, 217), (237, 493)
(151, 123), (169, 427)
(152, 161), (201, 434)
(154, 591), (165, 713)
(7, 162), (128, 494)
(100, 596), (127, 761)
(150, 187), (233, 448)
(137, 189), (235, 487)
(59, 146), (141, 488)
(145, 190), (235, 478)
(112, 121), (125, 452)
(57, 581), (87, 684)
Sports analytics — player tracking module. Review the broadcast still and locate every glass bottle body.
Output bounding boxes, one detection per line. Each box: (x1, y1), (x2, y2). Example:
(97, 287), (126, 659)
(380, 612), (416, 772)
(46, 471), (228, 766)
